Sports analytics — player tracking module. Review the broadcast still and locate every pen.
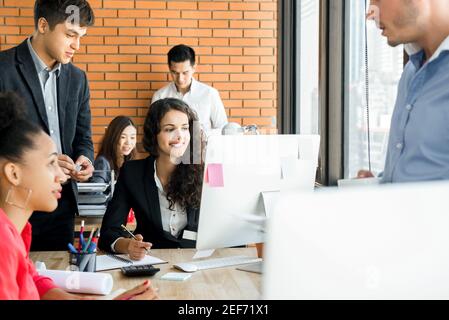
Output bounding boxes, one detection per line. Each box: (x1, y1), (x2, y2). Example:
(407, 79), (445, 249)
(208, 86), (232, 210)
(89, 229), (99, 253)
(68, 243), (78, 254)
(89, 228), (100, 253)
(87, 229), (100, 253)
(88, 242), (97, 253)
(120, 224), (150, 254)
(79, 220), (85, 252)
(83, 227), (96, 253)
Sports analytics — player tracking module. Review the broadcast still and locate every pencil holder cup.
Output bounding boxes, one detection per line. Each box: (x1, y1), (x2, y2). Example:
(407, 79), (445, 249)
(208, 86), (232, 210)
(69, 252), (96, 272)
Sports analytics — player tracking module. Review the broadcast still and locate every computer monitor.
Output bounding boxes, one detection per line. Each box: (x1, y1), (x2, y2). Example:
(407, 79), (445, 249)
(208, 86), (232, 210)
(195, 134), (320, 251)
(263, 181), (449, 299)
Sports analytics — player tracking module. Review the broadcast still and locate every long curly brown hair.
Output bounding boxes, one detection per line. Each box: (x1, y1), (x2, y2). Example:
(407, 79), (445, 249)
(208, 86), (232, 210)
(143, 98), (204, 210)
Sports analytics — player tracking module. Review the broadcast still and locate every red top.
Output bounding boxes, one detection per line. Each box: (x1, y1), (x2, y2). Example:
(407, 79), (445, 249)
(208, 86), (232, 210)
(0, 208), (57, 300)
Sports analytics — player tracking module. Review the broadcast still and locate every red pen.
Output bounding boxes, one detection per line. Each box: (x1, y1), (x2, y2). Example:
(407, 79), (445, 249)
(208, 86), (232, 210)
(92, 229), (99, 245)
(87, 229), (100, 253)
(79, 220), (85, 252)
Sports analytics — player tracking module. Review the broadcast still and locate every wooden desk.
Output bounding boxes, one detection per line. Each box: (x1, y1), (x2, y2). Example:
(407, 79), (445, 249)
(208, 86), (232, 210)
(30, 248), (261, 300)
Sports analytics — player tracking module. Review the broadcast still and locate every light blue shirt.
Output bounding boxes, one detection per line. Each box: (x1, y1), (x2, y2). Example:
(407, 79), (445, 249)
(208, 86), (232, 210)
(382, 36), (449, 183)
(27, 37), (63, 154)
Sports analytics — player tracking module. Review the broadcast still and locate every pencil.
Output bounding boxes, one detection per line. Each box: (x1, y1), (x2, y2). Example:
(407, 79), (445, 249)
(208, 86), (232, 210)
(120, 224), (150, 254)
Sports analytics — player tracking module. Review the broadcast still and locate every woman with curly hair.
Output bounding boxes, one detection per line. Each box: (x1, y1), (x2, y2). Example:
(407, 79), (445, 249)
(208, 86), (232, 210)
(99, 98), (204, 260)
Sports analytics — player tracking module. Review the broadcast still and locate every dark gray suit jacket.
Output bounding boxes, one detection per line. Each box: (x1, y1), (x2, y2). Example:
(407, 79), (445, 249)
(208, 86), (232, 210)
(0, 40), (94, 167)
(0, 40), (94, 246)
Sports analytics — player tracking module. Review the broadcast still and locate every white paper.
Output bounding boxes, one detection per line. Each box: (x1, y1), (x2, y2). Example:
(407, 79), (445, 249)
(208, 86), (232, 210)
(161, 272), (192, 281)
(96, 254), (167, 271)
(182, 230), (197, 241)
(39, 269), (113, 295)
(193, 249), (215, 259)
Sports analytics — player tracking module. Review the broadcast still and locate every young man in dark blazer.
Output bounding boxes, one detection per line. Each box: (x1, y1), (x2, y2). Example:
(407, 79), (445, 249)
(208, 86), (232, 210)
(0, 0), (95, 250)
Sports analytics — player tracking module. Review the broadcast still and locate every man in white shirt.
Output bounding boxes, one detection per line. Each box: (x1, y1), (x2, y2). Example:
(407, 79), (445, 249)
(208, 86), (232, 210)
(151, 44), (228, 134)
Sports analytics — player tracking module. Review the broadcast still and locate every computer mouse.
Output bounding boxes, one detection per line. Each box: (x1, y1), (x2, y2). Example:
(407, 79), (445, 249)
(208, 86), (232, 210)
(173, 263), (198, 273)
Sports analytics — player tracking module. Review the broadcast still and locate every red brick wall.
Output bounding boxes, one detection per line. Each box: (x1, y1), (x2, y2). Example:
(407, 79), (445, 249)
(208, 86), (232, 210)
(0, 0), (278, 154)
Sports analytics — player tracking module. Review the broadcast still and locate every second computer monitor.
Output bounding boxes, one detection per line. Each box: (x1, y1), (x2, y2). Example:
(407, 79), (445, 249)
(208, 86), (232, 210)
(263, 181), (449, 299)
(195, 134), (320, 251)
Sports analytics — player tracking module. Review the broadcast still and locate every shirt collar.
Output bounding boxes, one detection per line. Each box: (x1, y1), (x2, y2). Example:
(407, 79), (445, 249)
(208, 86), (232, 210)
(27, 37), (61, 77)
(189, 77), (197, 93)
(153, 160), (164, 193)
(405, 35), (449, 64)
(404, 42), (422, 56)
(171, 77), (197, 96)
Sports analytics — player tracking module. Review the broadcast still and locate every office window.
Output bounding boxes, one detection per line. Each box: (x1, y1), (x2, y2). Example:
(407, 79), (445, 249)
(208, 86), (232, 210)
(344, 0), (403, 178)
(299, 0), (320, 134)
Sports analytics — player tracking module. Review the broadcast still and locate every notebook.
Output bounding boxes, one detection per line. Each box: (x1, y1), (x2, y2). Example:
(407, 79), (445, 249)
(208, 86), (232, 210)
(96, 254), (167, 272)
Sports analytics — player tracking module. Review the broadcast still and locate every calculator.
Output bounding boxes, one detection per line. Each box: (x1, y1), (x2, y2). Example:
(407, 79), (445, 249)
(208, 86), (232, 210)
(121, 264), (160, 277)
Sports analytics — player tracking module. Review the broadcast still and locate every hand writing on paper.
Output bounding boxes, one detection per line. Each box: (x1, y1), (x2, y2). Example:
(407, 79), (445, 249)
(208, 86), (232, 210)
(127, 234), (152, 260)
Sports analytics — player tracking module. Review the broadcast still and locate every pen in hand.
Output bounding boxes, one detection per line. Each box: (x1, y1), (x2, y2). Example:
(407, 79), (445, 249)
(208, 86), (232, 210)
(120, 224), (151, 254)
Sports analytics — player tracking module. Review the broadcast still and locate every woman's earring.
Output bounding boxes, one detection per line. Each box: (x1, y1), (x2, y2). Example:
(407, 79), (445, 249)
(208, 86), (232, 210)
(4, 185), (33, 210)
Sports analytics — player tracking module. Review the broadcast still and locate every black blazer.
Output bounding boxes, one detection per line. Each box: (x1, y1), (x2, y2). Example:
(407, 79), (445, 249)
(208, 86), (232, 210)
(99, 157), (199, 251)
(0, 39), (94, 203)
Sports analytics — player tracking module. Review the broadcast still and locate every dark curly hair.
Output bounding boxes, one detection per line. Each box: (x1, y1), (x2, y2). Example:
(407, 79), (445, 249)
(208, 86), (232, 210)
(143, 98), (204, 210)
(0, 92), (43, 163)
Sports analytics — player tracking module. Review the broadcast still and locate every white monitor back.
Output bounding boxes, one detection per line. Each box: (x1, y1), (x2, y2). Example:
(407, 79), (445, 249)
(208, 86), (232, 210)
(196, 134), (320, 250)
(263, 181), (449, 299)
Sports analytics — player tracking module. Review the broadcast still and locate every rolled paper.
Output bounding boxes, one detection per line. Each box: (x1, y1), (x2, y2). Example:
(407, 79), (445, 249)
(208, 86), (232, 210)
(39, 269), (113, 295)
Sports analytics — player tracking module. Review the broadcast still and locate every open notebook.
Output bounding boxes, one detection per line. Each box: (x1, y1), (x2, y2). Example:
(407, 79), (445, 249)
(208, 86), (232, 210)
(96, 254), (167, 272)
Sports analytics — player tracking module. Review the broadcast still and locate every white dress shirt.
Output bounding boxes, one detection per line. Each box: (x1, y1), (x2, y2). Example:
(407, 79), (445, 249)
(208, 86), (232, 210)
(151, 78), (228, 135)
(153, 161), (188, 237)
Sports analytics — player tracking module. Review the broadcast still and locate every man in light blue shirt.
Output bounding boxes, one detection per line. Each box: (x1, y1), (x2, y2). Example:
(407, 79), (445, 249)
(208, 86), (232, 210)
(358, 0), (449, 183)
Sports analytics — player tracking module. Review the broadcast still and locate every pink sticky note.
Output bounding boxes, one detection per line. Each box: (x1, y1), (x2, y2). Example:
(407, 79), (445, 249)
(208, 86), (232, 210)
(207, 163), (224, 187)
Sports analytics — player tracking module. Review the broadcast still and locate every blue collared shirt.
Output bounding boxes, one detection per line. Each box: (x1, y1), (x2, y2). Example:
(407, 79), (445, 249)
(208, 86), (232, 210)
(27, 37), (63, 154)
(382, 36), (449, 183)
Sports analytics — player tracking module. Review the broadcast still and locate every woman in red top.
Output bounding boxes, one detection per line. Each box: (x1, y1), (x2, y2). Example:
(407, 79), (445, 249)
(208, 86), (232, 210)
(0, 92), (157, 300)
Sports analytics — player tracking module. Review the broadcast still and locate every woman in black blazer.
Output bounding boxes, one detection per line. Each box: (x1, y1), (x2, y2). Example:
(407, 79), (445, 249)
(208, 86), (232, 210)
(99, 98), (204, 259)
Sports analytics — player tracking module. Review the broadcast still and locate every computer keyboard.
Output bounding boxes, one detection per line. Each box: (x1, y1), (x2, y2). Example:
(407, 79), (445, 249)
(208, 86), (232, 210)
(173, 255), (262, 273)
